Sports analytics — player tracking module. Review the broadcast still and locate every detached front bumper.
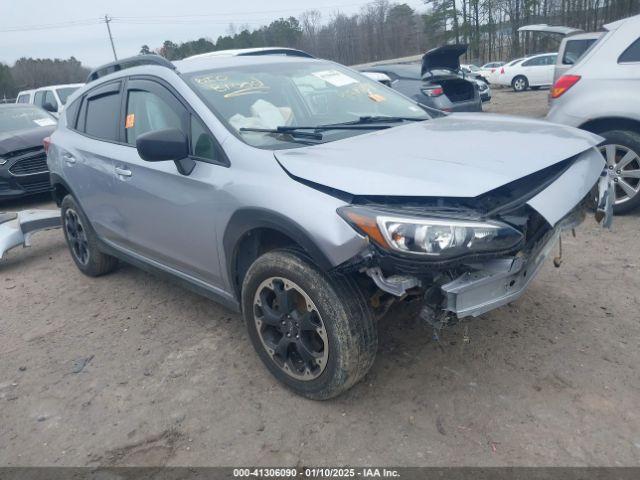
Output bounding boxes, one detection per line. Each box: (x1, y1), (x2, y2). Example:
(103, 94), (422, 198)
(0, 210), (61, 260)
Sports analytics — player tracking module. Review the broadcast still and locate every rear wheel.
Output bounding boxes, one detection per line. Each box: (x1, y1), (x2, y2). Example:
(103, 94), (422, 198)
(598, 130), (640, 214)
(512, 76), (528, 92)
(241, 249), (377, 400)
(61, 195), (119, 276)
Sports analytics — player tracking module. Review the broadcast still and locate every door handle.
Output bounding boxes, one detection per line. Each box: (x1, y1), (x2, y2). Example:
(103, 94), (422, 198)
(115, 166), (132, 177)
(63, 153), (76, 164)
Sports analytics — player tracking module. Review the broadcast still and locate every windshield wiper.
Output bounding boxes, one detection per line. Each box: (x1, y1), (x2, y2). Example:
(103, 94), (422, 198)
(318, 115), (428, 128)
(239, 122), (396, 140)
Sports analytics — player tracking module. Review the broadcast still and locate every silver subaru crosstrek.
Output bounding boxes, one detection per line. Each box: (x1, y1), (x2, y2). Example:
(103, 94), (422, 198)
(47, 51), (612, 399)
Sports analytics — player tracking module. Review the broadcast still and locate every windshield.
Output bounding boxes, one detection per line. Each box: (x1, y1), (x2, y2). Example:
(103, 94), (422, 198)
(184, 60), (429, 149)
(0, 106), (56, 133)
(56, 87), (80, 105)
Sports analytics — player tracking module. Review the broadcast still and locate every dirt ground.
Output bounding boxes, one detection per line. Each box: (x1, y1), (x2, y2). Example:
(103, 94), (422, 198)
(1, 89), (639, 467)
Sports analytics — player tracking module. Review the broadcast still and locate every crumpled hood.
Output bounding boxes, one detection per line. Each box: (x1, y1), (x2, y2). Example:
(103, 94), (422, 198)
(0, 126), (55, 156)
(274, 114), (602, 198)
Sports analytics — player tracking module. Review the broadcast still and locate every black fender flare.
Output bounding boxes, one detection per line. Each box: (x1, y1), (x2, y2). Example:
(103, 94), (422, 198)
(49, 173), (76, 206)
(223, 208), (334, 296)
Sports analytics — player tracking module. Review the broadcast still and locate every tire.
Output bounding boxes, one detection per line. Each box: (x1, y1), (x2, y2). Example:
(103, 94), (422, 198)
(512, 75), (528, 92)
(241, 249), (377, 400)
(597, 130), (640, 214)
(60, 195), (119, 276)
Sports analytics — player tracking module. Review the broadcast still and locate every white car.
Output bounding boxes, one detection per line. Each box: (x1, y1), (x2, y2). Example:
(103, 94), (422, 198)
(475, 62), (505, 83)
(15, 83), (84, 117)
(494, 53), (558, 91)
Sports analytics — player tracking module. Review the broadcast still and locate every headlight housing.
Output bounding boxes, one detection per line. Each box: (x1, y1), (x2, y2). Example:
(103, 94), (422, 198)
(339, 206), (523, 259)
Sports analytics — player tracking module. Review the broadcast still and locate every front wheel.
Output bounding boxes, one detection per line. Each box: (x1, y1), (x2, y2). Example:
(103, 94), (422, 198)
(512, 76), (528, 92)
(61, 195), (119, 276)
(598, 130), (640, 214)
(241, 249), (377, 400)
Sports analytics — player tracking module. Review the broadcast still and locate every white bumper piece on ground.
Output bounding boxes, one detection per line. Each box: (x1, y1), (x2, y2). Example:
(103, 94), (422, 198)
(0, 210), (61, 260)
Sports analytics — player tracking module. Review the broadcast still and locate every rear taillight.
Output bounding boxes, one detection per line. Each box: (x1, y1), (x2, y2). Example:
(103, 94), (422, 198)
(422, 86), (444, 97)
(551, 75), (581, 98)
(500, 67), (505, 74)
(43, 137), (51, 154)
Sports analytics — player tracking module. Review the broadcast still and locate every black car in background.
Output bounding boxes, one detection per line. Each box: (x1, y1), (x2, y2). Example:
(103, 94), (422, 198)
(359, 44), (483, 112)
(0, 104), (56, 201)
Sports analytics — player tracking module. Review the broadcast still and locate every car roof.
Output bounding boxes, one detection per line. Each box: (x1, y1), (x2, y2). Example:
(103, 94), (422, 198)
(603, 13), (640, 31)
(183, 47), (314, 61)
(563, 32), (603, 40)
(34, 83), (84, 91)
(174, 53), (320, 74)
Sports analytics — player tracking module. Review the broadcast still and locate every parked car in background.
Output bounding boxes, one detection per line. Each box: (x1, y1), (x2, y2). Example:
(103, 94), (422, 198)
(494, 53), (557, 91)
(0, 104), (56, 200)
(16, 83), (84, 118)
(476, 61), (505, 83)
(360, 71), (392, 87)
(518, 24), (603, 83)
(547, 14), (640, 213)
(360, 45), (482, 112)
(555, 32), (602, 82)
(47, 52), (611, 399)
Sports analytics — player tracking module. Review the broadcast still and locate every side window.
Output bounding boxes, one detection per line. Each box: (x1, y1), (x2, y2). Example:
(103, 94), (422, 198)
(191, 116), (219, 162)
(44, 90), (58, 110)
(619, 37), (640, 63)
(65, 97), (82, 129)
(17, 94), (29, 104)
(84, 90), (121, 141)
(125, 90), (183, 145)
(34, 91), (45, 107)
(523, 57), (543, 67)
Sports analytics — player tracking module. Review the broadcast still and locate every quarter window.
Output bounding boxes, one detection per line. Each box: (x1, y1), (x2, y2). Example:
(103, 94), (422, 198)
(191, 116), (219, 162)
(619, 37), (640, 63)
(16, 94), (30, 104)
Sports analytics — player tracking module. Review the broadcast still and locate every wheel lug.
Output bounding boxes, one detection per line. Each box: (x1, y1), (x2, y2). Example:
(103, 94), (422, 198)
(616, 170), (621, 174)
(296, 335), (299, 339)
(286, 333), (291, 337)
(614, 178), (619, 183)
(608, 165), (614, 169)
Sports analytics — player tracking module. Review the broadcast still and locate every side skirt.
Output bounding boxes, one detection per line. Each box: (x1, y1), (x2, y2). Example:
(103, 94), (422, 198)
(97, 238), (241, 313)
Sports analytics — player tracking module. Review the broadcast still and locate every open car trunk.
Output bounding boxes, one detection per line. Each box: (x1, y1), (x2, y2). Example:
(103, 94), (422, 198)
(439, 77), (476, 103)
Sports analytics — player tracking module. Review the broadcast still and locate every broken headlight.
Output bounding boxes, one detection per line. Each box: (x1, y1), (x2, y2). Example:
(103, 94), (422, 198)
(339, 206), (523, 259)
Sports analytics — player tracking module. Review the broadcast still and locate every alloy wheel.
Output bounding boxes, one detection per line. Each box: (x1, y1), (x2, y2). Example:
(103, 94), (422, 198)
(253, 277), (329, 381)
(64, 208), (90, 265)
(513, 78), (526, 91)
(599, 143), (640, 205)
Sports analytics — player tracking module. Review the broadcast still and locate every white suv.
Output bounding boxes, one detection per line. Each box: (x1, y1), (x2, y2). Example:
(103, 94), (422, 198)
(16, 83), (83, 117)
(547, 14), (640, 213)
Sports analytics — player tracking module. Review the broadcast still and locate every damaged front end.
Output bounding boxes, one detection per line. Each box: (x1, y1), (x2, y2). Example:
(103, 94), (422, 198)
(337, 147), (614, 327)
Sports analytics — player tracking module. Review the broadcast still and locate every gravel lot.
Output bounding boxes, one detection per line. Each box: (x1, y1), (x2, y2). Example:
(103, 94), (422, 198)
(1, 89), (639, 467)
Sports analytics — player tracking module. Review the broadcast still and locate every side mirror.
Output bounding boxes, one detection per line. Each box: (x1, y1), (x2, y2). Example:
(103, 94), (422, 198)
(136, 128), (195, 175)
(136, 128), (189, 162)
(42, 102), (57, 113)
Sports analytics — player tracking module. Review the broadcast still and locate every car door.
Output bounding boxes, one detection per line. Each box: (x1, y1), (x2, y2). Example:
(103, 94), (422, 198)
(60, 81), (123, 241)
(520, 56), (545, 85)
(107, 77), (226, 288)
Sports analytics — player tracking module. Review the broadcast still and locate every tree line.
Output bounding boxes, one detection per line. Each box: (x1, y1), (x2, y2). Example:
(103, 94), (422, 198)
(0, 57), (90, 101)
(145, 0), (639, 66)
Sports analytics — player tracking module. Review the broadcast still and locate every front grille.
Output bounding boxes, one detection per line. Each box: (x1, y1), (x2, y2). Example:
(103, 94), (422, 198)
(18, 179), (51, 193)
(9, 149), (48, 176)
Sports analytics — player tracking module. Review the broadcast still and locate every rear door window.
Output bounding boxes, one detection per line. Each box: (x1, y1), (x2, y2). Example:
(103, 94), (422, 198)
(16, 94), (30, 104)
(81, 82), (122, 142)
(619, 37), (640, 63)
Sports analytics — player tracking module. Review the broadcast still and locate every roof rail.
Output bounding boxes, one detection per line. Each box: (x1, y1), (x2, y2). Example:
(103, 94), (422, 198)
(86, 55), (176, 83)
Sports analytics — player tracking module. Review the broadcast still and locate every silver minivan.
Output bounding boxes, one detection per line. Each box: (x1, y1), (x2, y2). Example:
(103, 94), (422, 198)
(47, 52), (612, 399)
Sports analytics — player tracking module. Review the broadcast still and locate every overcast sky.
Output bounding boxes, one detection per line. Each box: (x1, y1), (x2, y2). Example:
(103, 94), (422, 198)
(0, 0), (426, 67)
